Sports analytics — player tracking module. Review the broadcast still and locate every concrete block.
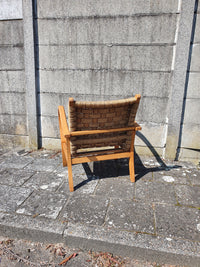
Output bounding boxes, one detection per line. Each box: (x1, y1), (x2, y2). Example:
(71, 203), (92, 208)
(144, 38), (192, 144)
(0, 47), (24, 70)
(183, 99), (200, 124)
(40, 93), (64, 116)
(179, 148), (200, 163)
(135, 145), (164, 158)
(41, 116), (60, 138)
(0, 71), (25, 92)
(0, 0), (22, 20)
(38, 0), (179, 18)
(0, 92), (26, 114)
(40, 70), (171, 98)
(0, 20), (23, 45)
(0, 114), (27, 135)
(190, 44), (200, 72)
(42, 137), (61, 150)
(194, 14), (200, 43)
(39, 45), (173, 71)
(137, 97), (168, 124)
(198, 2), (200, 13)
(181, 124), (200, 149)
(135, 123), (167, 147)
(38, 15), (177, 45)
(40, 70), (101, 95)
(0, 134), (29, 149)
(187, 73), (200, 98)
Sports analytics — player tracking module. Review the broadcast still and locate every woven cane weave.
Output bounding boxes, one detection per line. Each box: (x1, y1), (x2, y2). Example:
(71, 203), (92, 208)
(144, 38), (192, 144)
(68, 95), (140, 156)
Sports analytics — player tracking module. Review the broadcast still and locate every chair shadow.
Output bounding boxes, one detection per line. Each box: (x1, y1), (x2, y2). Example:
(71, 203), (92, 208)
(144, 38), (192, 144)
(74, 132), (181, 191)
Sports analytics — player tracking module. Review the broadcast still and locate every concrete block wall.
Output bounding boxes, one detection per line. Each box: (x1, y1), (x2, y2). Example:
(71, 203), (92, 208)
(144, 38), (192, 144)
(180, 2), (200, 162)
(0, 1), (29, 148)
(36, 0), (179, 154)
(0, 0), (199, 163)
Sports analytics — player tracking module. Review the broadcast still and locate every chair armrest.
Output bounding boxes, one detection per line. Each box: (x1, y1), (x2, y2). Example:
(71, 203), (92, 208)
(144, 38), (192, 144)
(134, 122), (142, 131)
(58, 106), (70, 138)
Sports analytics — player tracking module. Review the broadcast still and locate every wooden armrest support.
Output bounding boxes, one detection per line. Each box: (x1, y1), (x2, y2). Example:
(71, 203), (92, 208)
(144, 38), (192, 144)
(71, 123), (141, 137)
(58, 106), (70, 138)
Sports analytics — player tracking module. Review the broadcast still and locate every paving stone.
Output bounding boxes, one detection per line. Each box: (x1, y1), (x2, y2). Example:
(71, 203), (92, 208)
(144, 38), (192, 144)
(92, 160), (119, 178)
(16, 191), (67, 219)
(0, 169), (35, 186)
(60, 195), (109, 226)
(155, 204), (200, 241)
(29, 149), (62, 160)
(0, 155), (33, 169)
(135, 170), (153, 181)
(175, 184), (200, 207)
(0, 185), (32, 213)
(135, 181), (177, 204)
(153, 169), (191, 185)
(95, 177), (134, 199)
(105, 199), (155, 234)
(187, 169), (200, 185)
(0, 212), (65, 243)
(56, 163), (99, 194)
(23, 171), (63, 192)
(23, 158), (60, 172)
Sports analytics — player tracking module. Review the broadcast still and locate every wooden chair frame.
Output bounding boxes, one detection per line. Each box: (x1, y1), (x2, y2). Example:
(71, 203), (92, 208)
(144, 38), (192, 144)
(58, 96), (141, 192)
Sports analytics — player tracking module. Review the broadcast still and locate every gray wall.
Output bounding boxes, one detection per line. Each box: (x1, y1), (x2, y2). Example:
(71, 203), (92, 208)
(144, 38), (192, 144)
(180, 3), (200, 161)
(0, 0), (199, 163)
(36, 0), (178, 156)
(0, 0), (29, 148)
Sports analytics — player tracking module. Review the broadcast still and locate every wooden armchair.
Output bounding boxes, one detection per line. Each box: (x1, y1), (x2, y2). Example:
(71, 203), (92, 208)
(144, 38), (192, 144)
(58, 94), (141, 192)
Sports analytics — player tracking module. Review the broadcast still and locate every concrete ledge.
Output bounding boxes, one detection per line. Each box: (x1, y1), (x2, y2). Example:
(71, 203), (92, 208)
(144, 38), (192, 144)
(64, 223), (200, 267)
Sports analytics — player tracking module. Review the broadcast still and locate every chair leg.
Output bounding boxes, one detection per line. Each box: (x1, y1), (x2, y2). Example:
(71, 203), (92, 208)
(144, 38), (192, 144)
(61, 143), (67, 167)
(129, 152), (135, 182)
(66, 139), (74, 192)
(129, 130), (136, 182)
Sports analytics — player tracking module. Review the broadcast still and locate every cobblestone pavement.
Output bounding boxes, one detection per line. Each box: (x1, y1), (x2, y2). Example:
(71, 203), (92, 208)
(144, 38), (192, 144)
(0, 148), (199, 266)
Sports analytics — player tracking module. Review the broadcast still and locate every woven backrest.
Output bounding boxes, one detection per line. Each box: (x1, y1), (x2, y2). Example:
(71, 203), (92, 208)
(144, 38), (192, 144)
(68, 95), (141, 156)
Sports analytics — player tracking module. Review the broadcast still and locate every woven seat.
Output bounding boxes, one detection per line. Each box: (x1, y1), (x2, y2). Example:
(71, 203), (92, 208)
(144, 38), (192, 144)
(58, 94), (141, 192)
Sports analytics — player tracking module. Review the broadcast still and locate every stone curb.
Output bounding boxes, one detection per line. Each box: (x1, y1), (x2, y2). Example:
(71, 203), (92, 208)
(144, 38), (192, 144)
(64, 223), (200, 267)
(0, 212), (66, 243)
(0, 211), (199, 266)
